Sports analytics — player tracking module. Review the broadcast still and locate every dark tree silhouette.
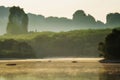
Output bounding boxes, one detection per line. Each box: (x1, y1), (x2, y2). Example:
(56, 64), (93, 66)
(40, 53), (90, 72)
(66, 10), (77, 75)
(98, 29), (120, 60)
(7, 6), (28, 34)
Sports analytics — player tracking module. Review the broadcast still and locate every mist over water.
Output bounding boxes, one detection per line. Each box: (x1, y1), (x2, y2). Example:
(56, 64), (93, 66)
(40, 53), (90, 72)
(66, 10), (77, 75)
(0, 59), (120, 80)
(0, 1), (120, 80)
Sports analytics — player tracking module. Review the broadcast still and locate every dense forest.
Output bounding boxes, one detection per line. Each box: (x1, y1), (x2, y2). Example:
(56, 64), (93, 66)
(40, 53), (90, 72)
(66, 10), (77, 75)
(0, 39), (35, 58)
(0, 29), (111, 58)
(0, 6), (120, 59)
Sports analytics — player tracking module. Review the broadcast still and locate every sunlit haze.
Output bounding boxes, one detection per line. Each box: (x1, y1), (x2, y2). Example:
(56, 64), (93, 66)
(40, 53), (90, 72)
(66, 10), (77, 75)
(0, 0), (120, 22)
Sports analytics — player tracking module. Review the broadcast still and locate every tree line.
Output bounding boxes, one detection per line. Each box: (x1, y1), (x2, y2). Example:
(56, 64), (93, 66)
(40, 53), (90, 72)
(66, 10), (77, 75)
(0, 39), (35, 58)
(0, 29), (110, 58)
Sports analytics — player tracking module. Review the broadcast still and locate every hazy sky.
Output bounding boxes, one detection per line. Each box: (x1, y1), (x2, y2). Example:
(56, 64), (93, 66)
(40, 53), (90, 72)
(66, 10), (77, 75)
(0, 0), (120, 23)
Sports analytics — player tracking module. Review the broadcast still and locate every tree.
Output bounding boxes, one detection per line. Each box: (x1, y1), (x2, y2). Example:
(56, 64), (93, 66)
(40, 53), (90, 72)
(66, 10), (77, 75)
(98, 29), (120, 60)
(0, 39), (35, 58)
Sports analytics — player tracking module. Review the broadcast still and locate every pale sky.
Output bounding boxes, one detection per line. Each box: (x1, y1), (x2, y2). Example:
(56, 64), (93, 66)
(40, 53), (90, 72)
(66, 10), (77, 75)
(0, 0), (120, 23)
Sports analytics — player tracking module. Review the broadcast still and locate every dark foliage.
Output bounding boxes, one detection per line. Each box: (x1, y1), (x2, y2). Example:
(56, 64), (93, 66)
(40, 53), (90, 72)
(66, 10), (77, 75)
(0, 39), (35, 58)
(98, 29), (120, 59)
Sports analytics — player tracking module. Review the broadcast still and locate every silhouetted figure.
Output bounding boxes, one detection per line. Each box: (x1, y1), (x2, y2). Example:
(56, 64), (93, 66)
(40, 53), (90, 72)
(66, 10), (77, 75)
(7, 6), (28, 34)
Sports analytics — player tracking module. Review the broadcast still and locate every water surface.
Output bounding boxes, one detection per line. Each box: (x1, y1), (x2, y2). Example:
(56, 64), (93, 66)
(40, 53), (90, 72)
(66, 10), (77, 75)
(0, 58), (120, 80)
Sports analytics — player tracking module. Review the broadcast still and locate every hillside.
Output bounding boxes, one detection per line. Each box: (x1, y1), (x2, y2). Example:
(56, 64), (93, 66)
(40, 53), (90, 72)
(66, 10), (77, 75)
(0, 29), (111, 58)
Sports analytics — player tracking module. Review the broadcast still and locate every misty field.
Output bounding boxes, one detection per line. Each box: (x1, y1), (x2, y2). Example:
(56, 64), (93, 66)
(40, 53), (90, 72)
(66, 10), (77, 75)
(0, 58), (120, 80)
